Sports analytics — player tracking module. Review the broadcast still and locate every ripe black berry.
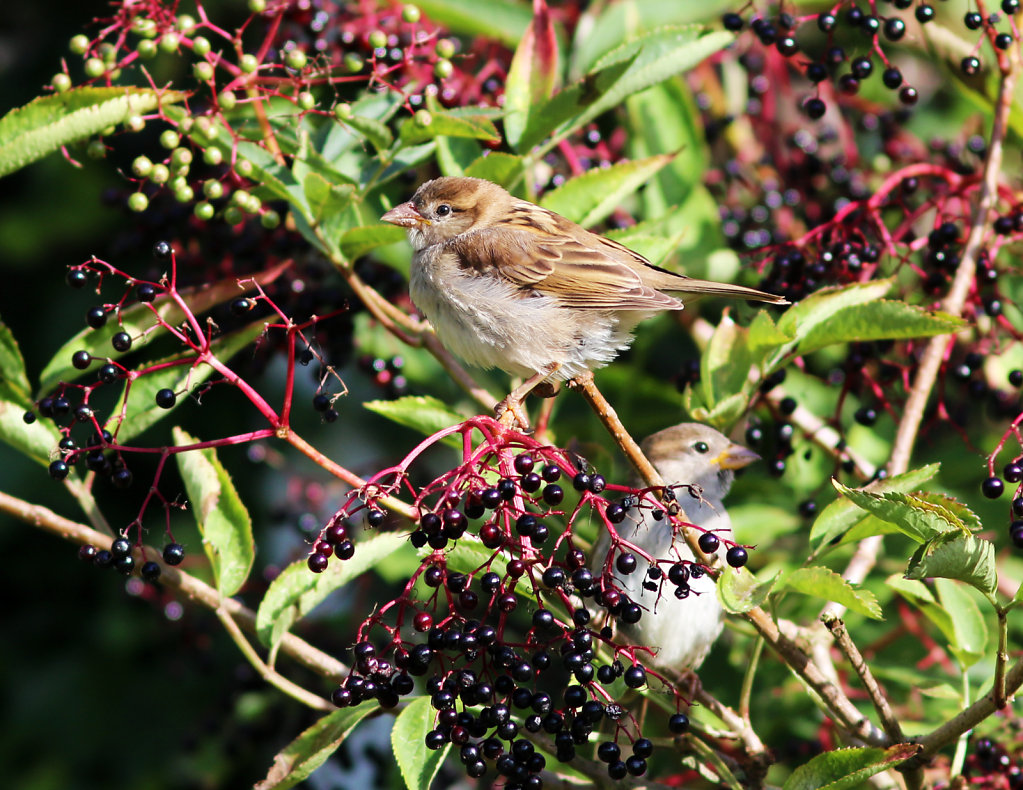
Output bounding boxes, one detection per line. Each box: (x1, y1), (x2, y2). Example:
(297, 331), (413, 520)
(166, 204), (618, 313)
(623, 665), (646, 688)
(817, 13), (836, 32)
(698, 532), (720, 553)
(668, 712), (690, 733)
(155, 388), (177, 409)
(915, 4), (935, 23)
(615, 552), (637, 574)
(982, 476), (1005, 499)
(137, 283), (158, 302)
(965, 11), (983, 28)
(542, 484), (564, 505)
(962, 56), (981, 75)
(86, 306), (108, 329)
(49, 460), (70, 480)
(804, 97), (826, 119)
(883, 18), (906, 40)
(850, 56), (873, 79)
(79, 544), (98, 562)
(882, 67), (903, 89)
(995, 33), (1013, 49)
(140, 561), (161, 581)
(308, 553), (329, 572)
(111, 332), (132, 352)
(163, 543), (185, 566)
(722, 12), (743, 31)
(66, 269), (89, 288)
(72, 350), (92, 370)
(726, 546), (749, 567)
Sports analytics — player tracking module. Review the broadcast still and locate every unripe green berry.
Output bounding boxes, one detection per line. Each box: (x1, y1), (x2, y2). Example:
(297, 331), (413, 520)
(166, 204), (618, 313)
(203, 146), (223, 165)
(174, 185), (194, 203)
(87, 140), (106, 159)
(84, 58), (106, 78)
(126, 114), (146, 132)
(128, 192), (149, 212)
(369, 30), (388, 49)
(230, 189), (250, 207)
(178, 116), (194, 134)
(297, 91), (316, 110)
(203, 179), (224, 199)
(248, 0), (266, 12)
(194, 201), (215, 220)
(240, 53), (259, 73)
(334, 102), (352, 120)
(235, 159), (253, 177)
(176, 14), (197, 34)
(260, 209), (280, 229)
(132, 17), (157, 37)
(435, 39), (455, 58)
(285, 47), (307, 70)
(170, 175), (189, 192)
(136, 39), (158, 59)
(192, 36), (211, 56)
(414, 109), (433, 127)
(52, 73), (72, 93)
(402, 4), (421, 23)
(243, 194), (261, 212)
(159, 129), (181, 149)
(100, 125), (116, 137)
(223, 206), (244, 225)
(159, 32), (180, 52)
(193, 61), (214, 81)
(149, 163), (170, 184)
(344, 53), (363, 72)
(132, 155), (154, 177)
(170, 147), (192, 169)
(218, 90), (237, 110)
(434, 59), (453, 79)
(99, 43), (117, 63)
(69, 34), (90, 55)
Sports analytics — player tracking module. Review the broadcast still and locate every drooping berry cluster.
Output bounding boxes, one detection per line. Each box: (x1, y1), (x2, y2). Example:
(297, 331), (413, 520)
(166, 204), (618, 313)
(306, 415), (743, 782)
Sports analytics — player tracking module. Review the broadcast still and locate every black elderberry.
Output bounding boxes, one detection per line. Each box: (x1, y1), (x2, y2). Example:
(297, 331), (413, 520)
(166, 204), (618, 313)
(995, 32), (1013, 49)
(669, 712), (690, 733)
(86, 306), (108, 329)
(72, 350), (92, 370)
(965, 11), (983, 28)
(899, 86), (918, 105)
(520, 472), (541, 492)
(850, 56), (873, 79)
(95, 549), (113, 568)
(727, 546), (749, 568)
(153, 240), (172, 259)
(806, 62), (828, 83)
(98, 364), (120, 384)
(883, 18), (906, 40)
(49, 460), (70, 480)
(882, 67), (903, 89)
(111, 332), (132, 352)
(79, 544), (98, 562)
(962, 56), (981, 75)
(542, 484), (564, 505)
(597, 741), (620, 763)
(982, 476), (1005, 499)
(915, 4), (935, 23)
(722, 12), (744, 31)
(615, 552), (637, 574)
(817, 13), (836, 32)
(804, 97), (826, 119)
(623, 665), (646, 689)
(140, 561), (161, 581)
(308, 553), (329, 572)
(114, 554), (135, 575)
(111, 467), (133, 489)
(66, 269), (89, 288)
(607, 761), (628, 779)
(698, 532), (720, 553)
(514, 454), (534, 475)
(155, 388), (177, 409)
(497, 478), (517, 500)
(588, 474), (606, 494)
(1010, 370), (1023, 387)
(136, 283), (158, 302)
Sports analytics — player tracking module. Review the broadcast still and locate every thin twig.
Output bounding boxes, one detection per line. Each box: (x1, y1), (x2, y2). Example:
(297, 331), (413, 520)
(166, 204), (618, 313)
(822, 614), (905, 743)
(0, 490), (349, 681)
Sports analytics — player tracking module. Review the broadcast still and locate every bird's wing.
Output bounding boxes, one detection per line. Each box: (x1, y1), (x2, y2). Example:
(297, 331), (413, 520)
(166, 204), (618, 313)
(449, 204), (684, 312)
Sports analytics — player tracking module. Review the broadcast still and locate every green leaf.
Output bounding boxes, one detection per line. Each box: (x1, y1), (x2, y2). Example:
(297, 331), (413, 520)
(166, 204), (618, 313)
(0, 87), (185, 178)
(540, 153), (676, 227)
(625, 79), (706, 215)
(173, 427), (254, 597)
(906, 533), (997, 595)
(718, 567), (774, 614)
(413, 0), (531, 46)
(777, 280), (892, 341)
(439, 534), (507, 579)
(392, 696), (451, 790)
(809, 465), (940, 551)
(434, 135), (481, 176)
(464, 152), (527, 186)
(0, 396), (62, 466)
(794, 300), (965, 357)
(780, 567), (883, 620)
(570, 0), (736, 76)
(399, 111), (500, 146)
(116, 322), (266, 444)
(256, 532), (409, 649)
(520, 27), (732, 152)
(364, 396), (465, 448)
(781, 745), (920, 790)
(340, 224), (408, 261)
(38, 262), (291, 397)
(934, 578), (988, 667)
(255, 703), (379, 790)
(698, 315), (753, 414)
(344, 113), (394, 152)
(832, 479), (967, 543)
(504, 0), (559, 150)
(0, 319), (31, 404)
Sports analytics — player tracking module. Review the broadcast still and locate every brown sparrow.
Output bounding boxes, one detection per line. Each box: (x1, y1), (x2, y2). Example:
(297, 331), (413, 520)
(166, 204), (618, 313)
(382, 177), (786, 422)
(593, 423), (759, 670)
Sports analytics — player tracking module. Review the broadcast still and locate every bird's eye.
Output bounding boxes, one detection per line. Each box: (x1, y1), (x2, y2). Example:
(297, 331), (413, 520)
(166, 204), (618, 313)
(436, 204), (452, 217)
(694, 441), (710, 454)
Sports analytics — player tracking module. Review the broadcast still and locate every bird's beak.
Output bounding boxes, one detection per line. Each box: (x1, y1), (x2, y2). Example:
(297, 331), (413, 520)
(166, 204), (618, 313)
(711, 443), (760, 470)
(381, 201), (426, 228)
